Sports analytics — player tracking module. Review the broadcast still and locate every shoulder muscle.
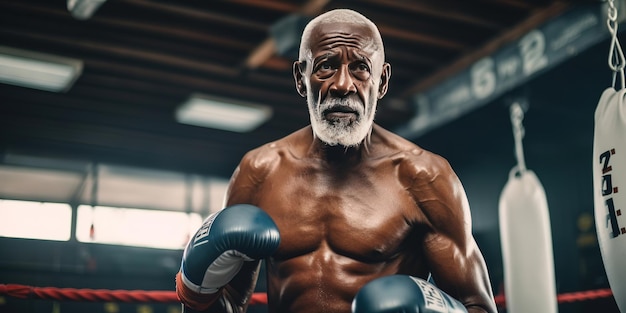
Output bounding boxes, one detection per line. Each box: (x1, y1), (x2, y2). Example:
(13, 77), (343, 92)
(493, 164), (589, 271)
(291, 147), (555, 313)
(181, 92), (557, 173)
(399, 149), (472, 241)
(224, 141), (283, 206)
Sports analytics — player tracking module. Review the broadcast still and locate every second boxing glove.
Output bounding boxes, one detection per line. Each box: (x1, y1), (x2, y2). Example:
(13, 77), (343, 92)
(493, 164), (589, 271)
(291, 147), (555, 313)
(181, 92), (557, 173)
(352, 275), (468, 313)
(176, 204), (280, 311)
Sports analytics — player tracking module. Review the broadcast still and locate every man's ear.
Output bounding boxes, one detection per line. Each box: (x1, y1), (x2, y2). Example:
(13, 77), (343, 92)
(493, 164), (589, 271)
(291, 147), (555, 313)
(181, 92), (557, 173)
(377, 62), (391, 99)
(293, 61), (307, 97)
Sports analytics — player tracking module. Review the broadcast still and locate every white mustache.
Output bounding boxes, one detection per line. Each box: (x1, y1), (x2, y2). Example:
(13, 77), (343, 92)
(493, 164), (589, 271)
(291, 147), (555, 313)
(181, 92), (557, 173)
(319, 97), (363, 115)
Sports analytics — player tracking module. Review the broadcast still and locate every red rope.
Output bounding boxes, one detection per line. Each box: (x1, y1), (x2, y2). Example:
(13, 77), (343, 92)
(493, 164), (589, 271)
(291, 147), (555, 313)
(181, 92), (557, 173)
(0, 284), (267, 305)
(494, 288), (614, 306)
(0, 284), (612, 307)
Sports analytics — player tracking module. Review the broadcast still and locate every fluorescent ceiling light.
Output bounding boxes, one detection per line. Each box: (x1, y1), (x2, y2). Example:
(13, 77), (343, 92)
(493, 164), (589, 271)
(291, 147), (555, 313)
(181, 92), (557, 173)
(176, 94), (273, 132)
(67, 0), (107, 20)
(0, 46), (83, 92)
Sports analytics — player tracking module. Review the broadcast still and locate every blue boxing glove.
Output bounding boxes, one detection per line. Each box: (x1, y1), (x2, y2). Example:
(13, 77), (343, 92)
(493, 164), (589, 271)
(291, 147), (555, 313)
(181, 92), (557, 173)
(176, 204), (280, 311)
(352, 275), (468, 313)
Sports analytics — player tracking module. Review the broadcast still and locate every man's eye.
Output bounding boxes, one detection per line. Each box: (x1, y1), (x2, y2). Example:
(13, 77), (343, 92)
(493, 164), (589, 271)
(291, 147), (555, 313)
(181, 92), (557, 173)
(319, 63), (332, 71)
(354, 63), (369, 72)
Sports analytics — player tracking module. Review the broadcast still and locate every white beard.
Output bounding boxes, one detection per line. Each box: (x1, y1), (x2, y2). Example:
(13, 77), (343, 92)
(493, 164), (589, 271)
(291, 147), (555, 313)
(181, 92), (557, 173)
(307, 91), (377, 147)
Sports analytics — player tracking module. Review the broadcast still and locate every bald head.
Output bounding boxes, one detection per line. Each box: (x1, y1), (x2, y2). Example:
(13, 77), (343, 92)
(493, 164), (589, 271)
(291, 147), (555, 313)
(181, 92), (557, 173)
(298, 9), (385, 63)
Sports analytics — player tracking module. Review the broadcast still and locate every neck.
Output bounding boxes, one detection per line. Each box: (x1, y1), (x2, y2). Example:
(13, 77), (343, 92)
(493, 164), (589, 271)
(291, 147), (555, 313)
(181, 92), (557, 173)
(309, 132), (371, 165)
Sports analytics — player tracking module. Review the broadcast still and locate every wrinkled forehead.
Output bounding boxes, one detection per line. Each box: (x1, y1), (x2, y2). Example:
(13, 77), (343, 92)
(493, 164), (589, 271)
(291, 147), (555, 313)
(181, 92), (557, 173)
(302, 21), (384, 63)
(312, 23), (376, 51)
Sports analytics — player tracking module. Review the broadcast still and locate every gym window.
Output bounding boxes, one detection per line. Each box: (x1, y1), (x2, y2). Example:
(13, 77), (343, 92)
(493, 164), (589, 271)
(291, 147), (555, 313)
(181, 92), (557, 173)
(0, 199), (72, 241)
(76, 205), (203, 250)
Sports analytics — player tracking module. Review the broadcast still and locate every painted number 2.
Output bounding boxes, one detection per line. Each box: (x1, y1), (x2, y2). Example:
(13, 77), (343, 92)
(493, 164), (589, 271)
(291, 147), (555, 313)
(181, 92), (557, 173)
(600, 149), (623, 238)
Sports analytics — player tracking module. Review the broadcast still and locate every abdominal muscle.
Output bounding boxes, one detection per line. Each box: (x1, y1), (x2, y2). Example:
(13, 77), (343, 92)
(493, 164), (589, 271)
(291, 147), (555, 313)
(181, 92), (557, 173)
(265, 242), (401, 313)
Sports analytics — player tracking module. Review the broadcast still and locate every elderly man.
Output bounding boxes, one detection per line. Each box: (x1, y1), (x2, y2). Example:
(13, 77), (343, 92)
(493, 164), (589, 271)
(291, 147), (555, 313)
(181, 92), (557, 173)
(176, 8), (497, 313)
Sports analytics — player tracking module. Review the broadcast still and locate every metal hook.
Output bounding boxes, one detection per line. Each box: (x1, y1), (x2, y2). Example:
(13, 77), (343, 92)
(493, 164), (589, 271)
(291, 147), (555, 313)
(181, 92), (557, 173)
(606, 0), (626, 89)
(608, 24), (626, 72)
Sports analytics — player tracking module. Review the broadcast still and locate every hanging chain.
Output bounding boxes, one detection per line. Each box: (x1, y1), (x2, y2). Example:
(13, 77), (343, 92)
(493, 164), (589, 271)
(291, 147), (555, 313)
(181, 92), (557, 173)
(510, 102), (527, 174)
(607, 0), (626, 89)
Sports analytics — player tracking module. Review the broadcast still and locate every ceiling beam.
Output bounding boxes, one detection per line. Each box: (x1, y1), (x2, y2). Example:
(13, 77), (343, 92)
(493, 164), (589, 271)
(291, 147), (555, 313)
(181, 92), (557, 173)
(0, 2), (255, 51)
(228, 0), (298, 12)
(1, 28), (239, 77)
(243, 0), (331, 69)
(377, 25), (466, 51)
(121, 0), (267, 30)
(357, 0), (504, 30)
(82, 59), (299, 106)
(478, 0), (543, 10)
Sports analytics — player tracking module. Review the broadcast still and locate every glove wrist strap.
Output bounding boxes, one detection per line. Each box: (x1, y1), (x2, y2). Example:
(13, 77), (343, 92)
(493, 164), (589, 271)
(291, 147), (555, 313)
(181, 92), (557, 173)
(176, 272), (221, 311)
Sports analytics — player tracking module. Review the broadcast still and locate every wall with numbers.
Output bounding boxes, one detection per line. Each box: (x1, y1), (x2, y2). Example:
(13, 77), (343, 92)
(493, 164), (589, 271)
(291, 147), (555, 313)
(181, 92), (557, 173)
(415, 28), (623, 312)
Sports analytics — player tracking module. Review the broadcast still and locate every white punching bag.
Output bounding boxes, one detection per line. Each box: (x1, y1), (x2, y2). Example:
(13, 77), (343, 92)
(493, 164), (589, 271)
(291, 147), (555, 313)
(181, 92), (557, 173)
(499, 103), (558, 313)
(593, 87), (626, 313)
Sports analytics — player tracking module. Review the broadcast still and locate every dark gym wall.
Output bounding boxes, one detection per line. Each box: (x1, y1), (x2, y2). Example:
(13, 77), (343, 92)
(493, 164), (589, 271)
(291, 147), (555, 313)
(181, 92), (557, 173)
(416, 34), (620, 311)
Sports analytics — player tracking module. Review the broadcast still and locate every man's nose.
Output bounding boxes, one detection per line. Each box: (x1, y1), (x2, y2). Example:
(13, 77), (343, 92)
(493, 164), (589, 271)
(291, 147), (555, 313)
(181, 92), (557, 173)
(329, 66), (357, 97)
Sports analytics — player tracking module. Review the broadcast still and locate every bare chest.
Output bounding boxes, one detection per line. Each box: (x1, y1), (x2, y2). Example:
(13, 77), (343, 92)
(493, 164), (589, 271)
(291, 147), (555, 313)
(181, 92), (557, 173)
(256, 159), (418, 261)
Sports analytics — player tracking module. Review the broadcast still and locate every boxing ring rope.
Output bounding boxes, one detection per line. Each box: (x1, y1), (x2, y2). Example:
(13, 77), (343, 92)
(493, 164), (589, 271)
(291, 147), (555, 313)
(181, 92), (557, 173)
(0, 284), (267, 304)
(0, 283), (613, 308)
(494, 289), (613, 306)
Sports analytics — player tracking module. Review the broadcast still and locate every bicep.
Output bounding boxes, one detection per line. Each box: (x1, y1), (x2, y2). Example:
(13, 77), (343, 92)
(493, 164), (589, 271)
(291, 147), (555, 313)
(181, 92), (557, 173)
(409, 158), (494, 310)
(421, 192), (478, 298)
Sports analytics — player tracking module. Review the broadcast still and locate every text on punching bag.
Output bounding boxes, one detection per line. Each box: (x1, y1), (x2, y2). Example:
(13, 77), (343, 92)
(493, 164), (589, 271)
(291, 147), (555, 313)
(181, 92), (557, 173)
(600, 148), (625, 238)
